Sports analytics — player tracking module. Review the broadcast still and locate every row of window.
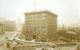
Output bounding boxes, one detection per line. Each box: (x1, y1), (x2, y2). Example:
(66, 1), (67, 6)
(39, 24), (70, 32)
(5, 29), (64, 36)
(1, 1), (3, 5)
(26, 19), (47, 22)
(26, 30), (48, 34)
(26, 13), (47, 18)
(26, 26), (48, 29)
(26, 22), (48, 25)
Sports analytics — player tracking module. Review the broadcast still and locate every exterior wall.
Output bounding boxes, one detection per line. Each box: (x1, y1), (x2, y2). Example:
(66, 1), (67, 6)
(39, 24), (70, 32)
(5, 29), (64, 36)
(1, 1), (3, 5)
(23, 11), (57, 41)
(0, 23), (5, 35)
(5, 21), (16, 32)
(0, 19), (5, 35)
(47, 14), (57, 41)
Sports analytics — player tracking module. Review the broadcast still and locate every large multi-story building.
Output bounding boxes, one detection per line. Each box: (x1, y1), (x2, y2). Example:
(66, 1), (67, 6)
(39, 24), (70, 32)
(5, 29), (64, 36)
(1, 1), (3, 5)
(23, 11), (57, 41)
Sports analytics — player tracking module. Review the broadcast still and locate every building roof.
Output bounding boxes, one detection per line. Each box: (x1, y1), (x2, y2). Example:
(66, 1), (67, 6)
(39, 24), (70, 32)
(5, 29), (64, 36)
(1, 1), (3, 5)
(24, 10), (57, 17)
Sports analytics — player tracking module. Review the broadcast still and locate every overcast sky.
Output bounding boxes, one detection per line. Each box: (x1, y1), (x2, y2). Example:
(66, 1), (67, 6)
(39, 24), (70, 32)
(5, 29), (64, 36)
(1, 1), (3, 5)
(0, 0), (80, 26)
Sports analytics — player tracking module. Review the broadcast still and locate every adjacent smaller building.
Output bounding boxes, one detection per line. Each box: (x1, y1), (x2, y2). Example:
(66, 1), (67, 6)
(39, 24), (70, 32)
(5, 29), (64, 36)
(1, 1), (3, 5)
(0, 19), (16, 35)
(5, 21), (16, 32)
(0, 20), (5, 35)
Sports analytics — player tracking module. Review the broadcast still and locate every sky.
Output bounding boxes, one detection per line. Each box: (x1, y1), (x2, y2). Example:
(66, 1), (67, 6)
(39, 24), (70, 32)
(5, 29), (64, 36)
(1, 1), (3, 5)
(0, 0), (80, 26)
